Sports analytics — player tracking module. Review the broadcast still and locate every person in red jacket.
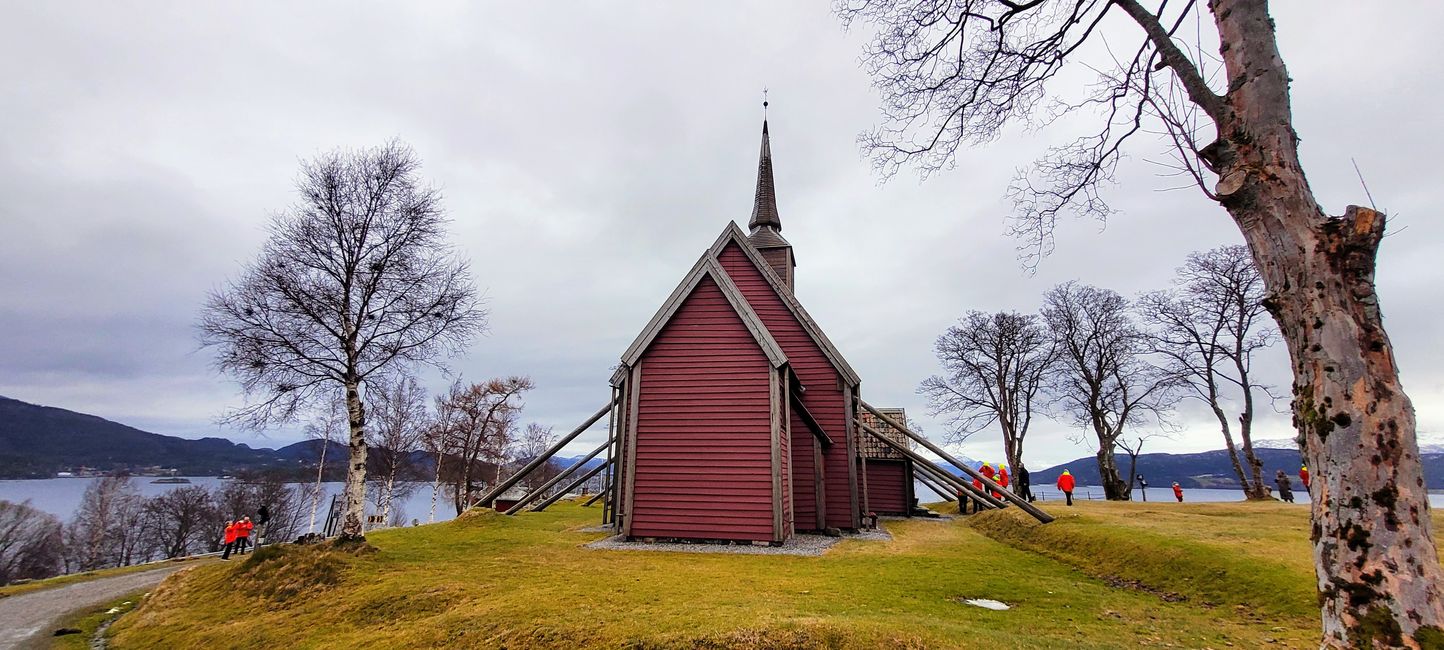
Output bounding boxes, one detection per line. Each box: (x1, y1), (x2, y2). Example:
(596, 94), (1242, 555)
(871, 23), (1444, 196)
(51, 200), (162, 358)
(967, 474), (985, 514)
(1172, 482), (1184, 502)
(221, 520), (238, 560)
(979, 462), (998, 501)
(236, 516), (254, 555)
(1056, 470), (1075, 506)
(997, 465), (1010, 490)
(1299, 465), (1311, 494)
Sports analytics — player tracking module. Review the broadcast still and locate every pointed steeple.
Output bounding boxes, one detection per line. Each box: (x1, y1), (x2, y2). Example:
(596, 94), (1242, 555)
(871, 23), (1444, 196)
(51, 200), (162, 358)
(749, 119), (783, 235)
(745, 108), (795, 290)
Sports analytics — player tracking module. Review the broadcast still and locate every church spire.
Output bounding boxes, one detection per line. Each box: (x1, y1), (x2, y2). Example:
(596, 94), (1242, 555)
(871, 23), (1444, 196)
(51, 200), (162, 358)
(749, 118), (783, 234)
(745, 98), (795, 290)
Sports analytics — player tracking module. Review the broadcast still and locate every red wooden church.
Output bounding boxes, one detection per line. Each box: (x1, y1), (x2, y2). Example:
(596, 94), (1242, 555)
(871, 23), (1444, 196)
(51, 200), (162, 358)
(478, 119), (1049, 540)
(604, 119), (897, 543)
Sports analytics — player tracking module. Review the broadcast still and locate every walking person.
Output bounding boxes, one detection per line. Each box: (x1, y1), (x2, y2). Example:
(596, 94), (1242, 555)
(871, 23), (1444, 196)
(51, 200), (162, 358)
(1172, 482), (1184, 502)
(996, 464), (1010, 497)
(969, 474), (985, 513)
(220, 520), (238, 560)
(980, 463), (997, 500)
(1275, 470), (1295, 503)
(1056, 470), (1075, 506)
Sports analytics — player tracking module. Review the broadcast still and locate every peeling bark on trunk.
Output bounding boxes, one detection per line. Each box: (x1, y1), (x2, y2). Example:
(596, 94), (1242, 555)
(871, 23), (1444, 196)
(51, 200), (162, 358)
(429, 448), (442, 523)
(1206, 2), (1444, 644)
(341, 379), (368, 540)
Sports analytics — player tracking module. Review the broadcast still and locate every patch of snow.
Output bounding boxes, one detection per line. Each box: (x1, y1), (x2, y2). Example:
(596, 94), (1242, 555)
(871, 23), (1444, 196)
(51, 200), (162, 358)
(1251, 438), (1299, 450)
(963, 598), (1011, 610)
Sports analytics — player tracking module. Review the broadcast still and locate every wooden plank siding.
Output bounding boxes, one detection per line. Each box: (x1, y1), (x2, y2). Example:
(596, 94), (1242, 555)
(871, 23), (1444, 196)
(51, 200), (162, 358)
(629, 276), (780, 542)
(788, 409), (820, 529)
(864, 459), (910, 515)
(717, 243), (858, 530)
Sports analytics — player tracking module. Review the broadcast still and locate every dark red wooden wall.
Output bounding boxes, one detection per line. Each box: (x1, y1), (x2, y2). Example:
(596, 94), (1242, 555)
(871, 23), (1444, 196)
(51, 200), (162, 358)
(864, 459), (910, 515)
(718, 243), (856, 530)
(629, 276), (778, 541)
(789, 410), (820, 529)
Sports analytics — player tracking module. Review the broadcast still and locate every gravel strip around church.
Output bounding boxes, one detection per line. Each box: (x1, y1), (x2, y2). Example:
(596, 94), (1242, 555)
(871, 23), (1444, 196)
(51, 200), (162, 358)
(584, 527), (892, 556)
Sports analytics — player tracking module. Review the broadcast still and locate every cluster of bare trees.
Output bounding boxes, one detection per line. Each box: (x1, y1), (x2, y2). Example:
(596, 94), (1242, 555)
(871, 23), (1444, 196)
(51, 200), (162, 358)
(922, 245), (1273, 502)
(0, 475), (306, 585)
(294, 373), (555, 526)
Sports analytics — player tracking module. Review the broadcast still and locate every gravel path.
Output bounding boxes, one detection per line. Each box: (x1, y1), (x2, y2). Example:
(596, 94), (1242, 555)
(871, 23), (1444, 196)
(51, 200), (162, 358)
(0, 562), (202, 650)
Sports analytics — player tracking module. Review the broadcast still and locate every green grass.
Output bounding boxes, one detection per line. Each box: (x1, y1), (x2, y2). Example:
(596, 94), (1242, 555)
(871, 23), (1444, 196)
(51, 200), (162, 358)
(0, 557), (210, 599)
(48, 590), (147, 650)
(106, 499), (1364, 649)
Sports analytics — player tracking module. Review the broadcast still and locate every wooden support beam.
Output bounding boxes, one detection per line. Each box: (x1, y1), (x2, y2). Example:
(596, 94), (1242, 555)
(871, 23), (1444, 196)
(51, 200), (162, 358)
(475, 397), (617, 508)
(915, 471), (956, 502)
(859, 401), (1054, 524)
(858, 421), (1004, 509)
(789, 391), (833, 446)
(503, 438), (611, 515)
(583, 482), (608, 507)
(527, 461), (610, 513)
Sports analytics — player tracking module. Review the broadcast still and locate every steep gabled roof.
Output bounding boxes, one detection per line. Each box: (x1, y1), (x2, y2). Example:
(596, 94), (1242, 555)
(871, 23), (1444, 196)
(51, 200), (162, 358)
(707, 222), (861, 387)
(618, 255), (788, 371)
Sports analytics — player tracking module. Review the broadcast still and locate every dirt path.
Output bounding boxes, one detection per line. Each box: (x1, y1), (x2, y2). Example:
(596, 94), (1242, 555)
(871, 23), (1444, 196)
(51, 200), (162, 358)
(0, 562), (204, 649)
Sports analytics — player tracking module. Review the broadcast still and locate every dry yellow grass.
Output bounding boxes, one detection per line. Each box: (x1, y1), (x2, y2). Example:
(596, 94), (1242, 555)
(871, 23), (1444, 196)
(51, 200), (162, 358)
(108, 500), (1353, 649)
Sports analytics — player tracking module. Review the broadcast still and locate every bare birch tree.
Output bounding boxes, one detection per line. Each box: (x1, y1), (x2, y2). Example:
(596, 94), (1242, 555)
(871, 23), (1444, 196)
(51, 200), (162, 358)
(65, 476), (146, 570)
(366, 375), (429, 528)
(512, 423), (561, 492)
(0, 500), (63, 585)
(302, 396), (346, 535)
(434, 377), (533, 515)
(199, 141), (486, 540)
(918, 311), (1056, 480)
(1139, 245), (1275, 499)
(837, 0), (1442, 642)
(1041, 282), (1174, 500)
(141, 486), (216, 559)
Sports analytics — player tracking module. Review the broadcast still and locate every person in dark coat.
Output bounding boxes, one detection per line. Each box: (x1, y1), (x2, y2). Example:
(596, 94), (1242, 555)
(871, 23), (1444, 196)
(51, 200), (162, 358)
(1016, 466), (1034, 502)
(1275, 470), (1295, 503)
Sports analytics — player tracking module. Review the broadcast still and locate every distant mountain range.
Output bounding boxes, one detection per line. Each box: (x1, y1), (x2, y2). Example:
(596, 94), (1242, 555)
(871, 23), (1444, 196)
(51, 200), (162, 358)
(1029, 447), (1444, 490)
(5, 394), (1439, 489)
(0, 395), (411, 479)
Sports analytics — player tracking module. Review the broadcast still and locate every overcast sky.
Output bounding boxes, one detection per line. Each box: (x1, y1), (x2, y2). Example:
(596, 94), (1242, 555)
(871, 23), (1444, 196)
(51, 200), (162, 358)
(2, 2), (1441, 468)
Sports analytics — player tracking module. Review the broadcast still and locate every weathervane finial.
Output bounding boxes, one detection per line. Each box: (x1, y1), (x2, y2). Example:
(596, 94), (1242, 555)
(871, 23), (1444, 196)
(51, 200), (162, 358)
(762, 87), (769, 117)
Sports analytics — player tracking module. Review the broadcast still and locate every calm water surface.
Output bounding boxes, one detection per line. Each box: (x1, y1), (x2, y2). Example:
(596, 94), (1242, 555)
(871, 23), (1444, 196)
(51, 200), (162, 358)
(0, 477), (461, 524)
(913, 481), (1444, 507)
(5, 477), (1440, 521)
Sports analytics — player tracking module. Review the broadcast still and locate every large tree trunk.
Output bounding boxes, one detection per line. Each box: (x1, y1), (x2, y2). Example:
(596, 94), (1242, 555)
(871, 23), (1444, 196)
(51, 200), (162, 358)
(340, 379), (368, 539)
(1095, 444), (1128, 500)
(1207, 3), (1444, 644)
(1211, 401), (1257, 497)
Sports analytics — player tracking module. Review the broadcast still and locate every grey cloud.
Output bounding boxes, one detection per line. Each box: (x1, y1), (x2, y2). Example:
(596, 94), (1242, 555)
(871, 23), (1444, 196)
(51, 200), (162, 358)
(2, 2), (1440, 467)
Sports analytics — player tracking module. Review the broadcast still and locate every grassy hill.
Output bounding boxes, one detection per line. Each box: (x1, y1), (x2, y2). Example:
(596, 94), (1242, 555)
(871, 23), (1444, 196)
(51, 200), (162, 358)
(104, 499), (1432, 649)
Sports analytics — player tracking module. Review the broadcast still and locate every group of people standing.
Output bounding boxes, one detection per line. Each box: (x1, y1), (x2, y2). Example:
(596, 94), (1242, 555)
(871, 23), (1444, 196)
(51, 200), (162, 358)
(959, 462), (1035, 513)
(220, 516), (255, 560)
(959, 463), (1315, 512)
